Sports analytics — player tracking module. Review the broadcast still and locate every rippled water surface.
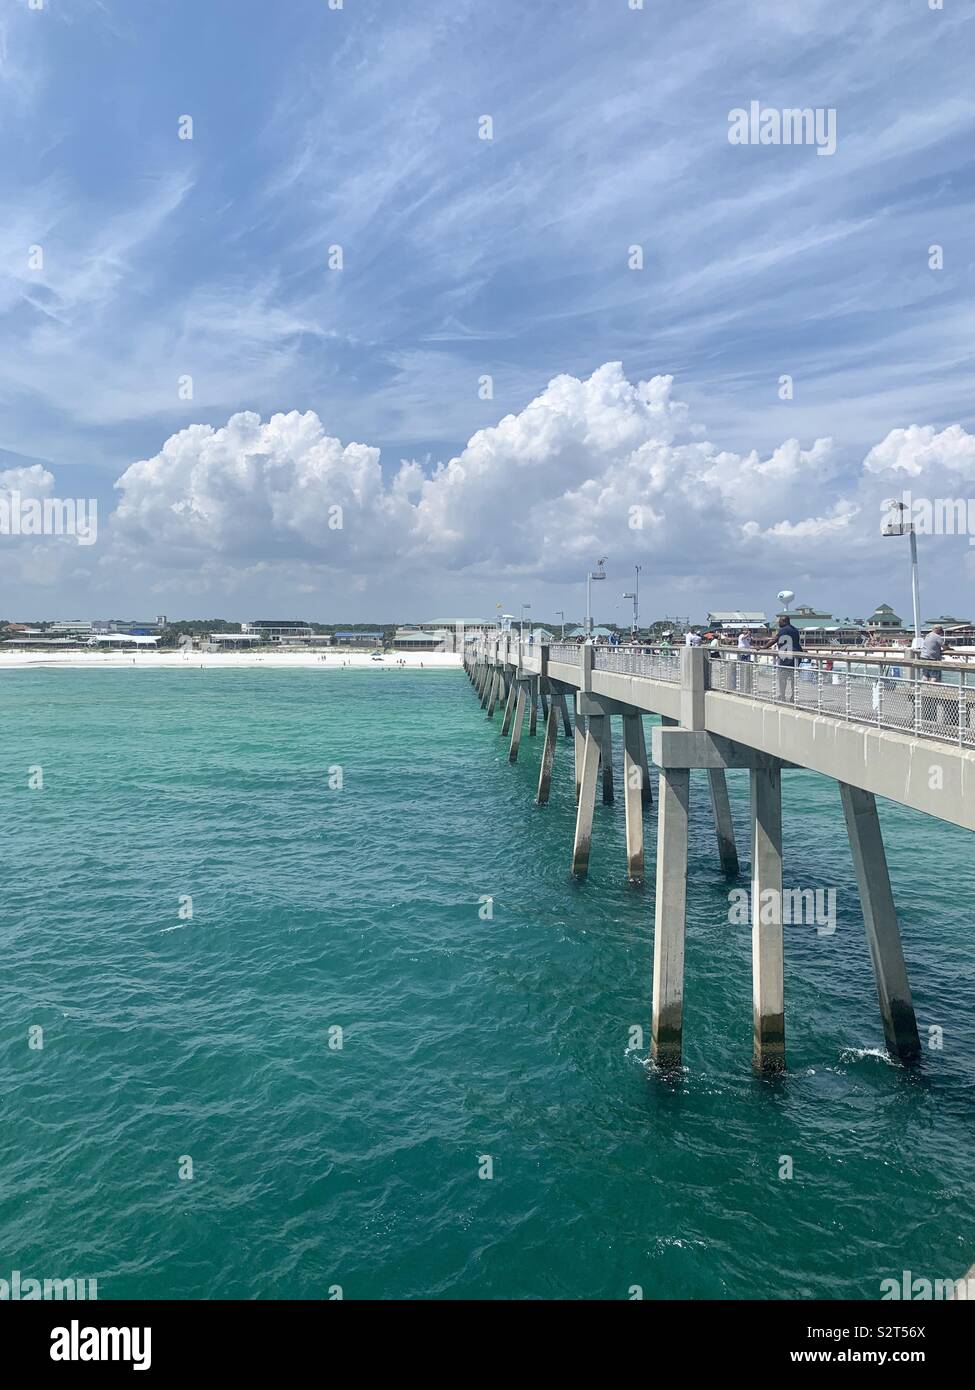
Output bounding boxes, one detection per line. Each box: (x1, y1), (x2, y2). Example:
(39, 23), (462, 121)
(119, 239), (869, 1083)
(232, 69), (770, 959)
(2, 667), (973, 1299)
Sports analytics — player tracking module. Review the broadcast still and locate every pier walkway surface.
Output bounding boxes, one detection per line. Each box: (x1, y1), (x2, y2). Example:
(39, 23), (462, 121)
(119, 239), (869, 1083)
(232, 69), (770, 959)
(464, 635), (975, 1076)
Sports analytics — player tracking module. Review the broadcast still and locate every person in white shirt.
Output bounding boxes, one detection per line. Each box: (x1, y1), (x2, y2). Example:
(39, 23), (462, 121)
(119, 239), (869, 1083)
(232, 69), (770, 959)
(685, 629), (702, 647)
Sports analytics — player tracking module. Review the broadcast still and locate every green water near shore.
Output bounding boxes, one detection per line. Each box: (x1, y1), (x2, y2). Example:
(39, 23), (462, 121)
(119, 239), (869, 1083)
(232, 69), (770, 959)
(2, 667), (973, 1298)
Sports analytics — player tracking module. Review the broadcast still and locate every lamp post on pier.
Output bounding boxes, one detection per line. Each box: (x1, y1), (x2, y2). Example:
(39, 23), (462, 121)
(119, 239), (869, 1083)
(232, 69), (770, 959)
(622, 564), (641, 639)
(882, 499), (922, 650)
(586, 558), (607, 637)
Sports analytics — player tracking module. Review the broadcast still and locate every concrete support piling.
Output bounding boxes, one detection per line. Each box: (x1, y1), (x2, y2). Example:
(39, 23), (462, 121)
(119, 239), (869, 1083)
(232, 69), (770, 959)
(486, 669), (500, 718)
(574, 714), (587, 803)
(839, 782), (921, 1064)
(751, 763), (785, 1073)
(651, 767), (690, 1068)
(622, 712), (645, 882)
(636, 716), (653, 807)
(508, 684), (528, 762)
(556, 690), (573, 737)
(500, 680), (516, 736)
(536, 699), (559, 805)
(571, 718), (603, 876)
(599, 714), (615, 804)
(529, 680), (538, 736)
(708, 768), (739, 876)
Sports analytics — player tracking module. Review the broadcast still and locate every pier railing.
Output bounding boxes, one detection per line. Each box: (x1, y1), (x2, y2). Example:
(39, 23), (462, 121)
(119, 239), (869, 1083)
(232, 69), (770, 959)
(592, 646), (681, 682)
(708, 651), (975, 747)
(548, 642), (581, 665)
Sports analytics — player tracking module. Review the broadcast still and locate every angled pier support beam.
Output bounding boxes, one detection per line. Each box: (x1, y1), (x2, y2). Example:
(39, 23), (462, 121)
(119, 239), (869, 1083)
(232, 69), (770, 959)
(499, 679), (516, 736)
(479, 665), (492, 707)
(751, 762), (785, 1073)
(708, 769), (739, 876)
(486, 669), (500, 718)
(508, 683), (528, 762)
(838, 782), (921, 1064)
(651, 767), (690, 1068)
(598, 713), (615, 804)
(528, 679), (538, 736)
(571, 716), (603, 876)
(555, 689), (573, 737)
(536, 697), (559, 805)
(574, 714), (588, 802)
(636, 716), (653, 807)
(622, 712), (646, 882)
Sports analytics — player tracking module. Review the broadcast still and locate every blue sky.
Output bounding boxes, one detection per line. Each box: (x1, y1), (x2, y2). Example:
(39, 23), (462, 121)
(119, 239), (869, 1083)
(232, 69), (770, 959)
(1, 0), (974, 623)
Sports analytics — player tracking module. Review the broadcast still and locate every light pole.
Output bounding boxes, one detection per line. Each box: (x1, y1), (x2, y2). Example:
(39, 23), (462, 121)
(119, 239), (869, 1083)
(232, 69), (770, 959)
(586, 557), (607, 637)
(883, 499), (921, 648)
(556, 610), (565, 640)
(521, 603), (531, 643)
(622, 564), (641, 639)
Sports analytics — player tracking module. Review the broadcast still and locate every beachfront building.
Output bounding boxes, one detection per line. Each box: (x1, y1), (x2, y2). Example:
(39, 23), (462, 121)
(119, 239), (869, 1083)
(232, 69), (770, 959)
(89, 633), (160, 649)
(865, 603), (904, 633)
(241, 620), (315, 645)
(332, 631), (383, 648)
(706, 610), (768, 634)
(207, 632), (263, 650)
(49, 620), (95, 639)
(422, 619), (497, 652)
(392, 627), (448, 652)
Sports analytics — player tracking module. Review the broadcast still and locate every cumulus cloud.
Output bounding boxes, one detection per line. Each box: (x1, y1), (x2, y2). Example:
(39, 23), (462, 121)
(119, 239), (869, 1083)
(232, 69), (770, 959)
(107, 364), (849, 590)
(863, 424), (975, 478)
(0, 462), (55, 500)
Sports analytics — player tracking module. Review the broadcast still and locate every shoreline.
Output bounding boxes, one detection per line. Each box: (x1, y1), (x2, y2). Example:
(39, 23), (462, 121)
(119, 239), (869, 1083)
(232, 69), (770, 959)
(0, 651), (463, 671)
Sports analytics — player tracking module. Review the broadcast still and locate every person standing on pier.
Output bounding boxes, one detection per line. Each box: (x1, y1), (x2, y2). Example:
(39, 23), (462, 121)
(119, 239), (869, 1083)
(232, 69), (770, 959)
(761, 614), (802, 700)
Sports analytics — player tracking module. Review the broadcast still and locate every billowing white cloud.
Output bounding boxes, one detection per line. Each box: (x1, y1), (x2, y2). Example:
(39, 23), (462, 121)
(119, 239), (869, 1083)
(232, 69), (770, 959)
(107, 364), (846, 588)
(0, 462), (55, 499)
(863, 424), (975, 478)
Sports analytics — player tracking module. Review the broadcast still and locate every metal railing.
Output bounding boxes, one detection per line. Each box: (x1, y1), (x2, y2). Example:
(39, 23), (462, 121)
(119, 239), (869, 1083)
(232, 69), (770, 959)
(708, 651), (975, 747)
(548, 642), (581, 665)
(592, 646), (681, 682)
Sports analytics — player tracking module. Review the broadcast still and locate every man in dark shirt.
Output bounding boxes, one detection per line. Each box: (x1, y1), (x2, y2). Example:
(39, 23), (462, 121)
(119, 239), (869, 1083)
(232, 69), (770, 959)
(762, 615), (802, 700)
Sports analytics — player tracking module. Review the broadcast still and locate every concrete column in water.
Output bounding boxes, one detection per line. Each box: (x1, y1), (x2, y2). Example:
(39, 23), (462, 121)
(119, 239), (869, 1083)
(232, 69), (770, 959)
(574, 713), (588, 803)
(651, 767), (690, 1068)
(708, 768), (739, 876)
(571, 716), (603, 876)
(479, 665), (492, 707)
(500, 679), (516, 736)
(838, 782), (921, 1064)
(539, 682), (549, 720)
(599, 713), (614, 804)
(528, 679), (538, 736)
(622, 712), (645, 882)
(555, 690), (573, 737)
(536, 697), (559, 805)
(486, 669), (500, 718)
(636, 715), (653, 807)
(751, 763), (785, 1072)
(508, 684), (528, 762)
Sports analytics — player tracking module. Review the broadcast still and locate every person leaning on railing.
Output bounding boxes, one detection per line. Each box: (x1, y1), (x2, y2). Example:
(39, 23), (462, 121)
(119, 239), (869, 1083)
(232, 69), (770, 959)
(920, 625), (954, 683)
(756, 615), (803, 700)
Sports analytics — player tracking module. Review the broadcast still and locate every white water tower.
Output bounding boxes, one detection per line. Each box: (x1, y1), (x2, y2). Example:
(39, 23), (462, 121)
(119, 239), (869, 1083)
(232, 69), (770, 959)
(777, 589), (795, 613)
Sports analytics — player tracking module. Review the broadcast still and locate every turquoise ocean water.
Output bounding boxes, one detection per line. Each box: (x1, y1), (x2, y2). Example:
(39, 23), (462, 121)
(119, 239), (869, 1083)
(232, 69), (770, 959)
(2, 667), (973, 1300)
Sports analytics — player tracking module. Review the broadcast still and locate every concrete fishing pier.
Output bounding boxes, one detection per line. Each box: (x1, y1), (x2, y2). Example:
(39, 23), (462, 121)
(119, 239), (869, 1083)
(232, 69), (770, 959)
(464, 635), (975, 1074)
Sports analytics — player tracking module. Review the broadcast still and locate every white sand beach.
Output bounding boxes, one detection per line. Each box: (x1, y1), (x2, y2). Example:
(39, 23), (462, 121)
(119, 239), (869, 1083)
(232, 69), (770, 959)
(0, 650), (463, 671)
